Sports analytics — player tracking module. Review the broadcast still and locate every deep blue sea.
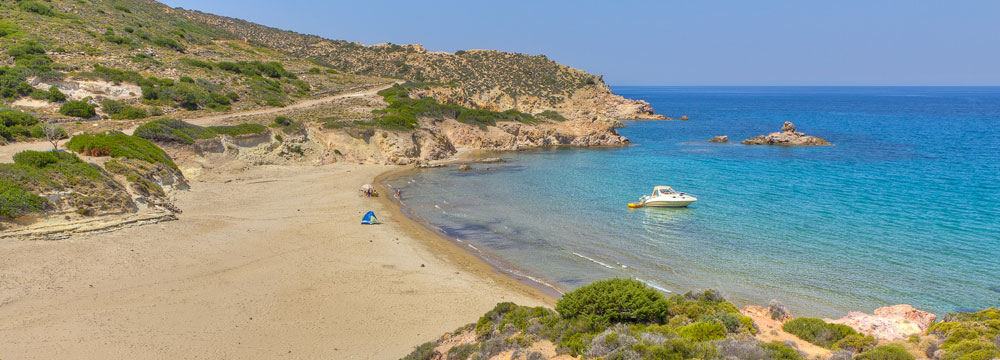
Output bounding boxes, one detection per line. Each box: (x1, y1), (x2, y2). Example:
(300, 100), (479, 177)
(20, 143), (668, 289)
(387, 86), (1000, 317)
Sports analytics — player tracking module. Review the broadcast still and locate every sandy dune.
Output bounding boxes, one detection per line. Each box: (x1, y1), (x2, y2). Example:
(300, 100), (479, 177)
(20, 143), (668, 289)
(0, 163), (550, 359)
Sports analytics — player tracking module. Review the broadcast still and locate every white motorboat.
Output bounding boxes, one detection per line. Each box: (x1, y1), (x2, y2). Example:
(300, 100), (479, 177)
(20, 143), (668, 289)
(638, 186), (697, 207)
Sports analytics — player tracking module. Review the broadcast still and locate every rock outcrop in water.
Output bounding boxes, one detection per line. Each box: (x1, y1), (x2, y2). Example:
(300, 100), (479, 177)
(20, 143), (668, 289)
(824, 304), (937, 341)
(708, 135), (729, 143)
(742, 121), (831, 146)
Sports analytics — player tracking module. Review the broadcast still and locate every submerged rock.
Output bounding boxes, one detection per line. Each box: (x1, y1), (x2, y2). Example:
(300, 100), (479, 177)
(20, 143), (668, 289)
(824, 304), (936, 341)
(458, 164), (471, 171)
(708, 136), (729, 143)
(742, 121), (831, 146)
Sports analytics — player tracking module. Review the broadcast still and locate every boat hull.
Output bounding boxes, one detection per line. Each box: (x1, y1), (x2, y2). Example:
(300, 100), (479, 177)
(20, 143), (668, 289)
(643, 200), (696, 207)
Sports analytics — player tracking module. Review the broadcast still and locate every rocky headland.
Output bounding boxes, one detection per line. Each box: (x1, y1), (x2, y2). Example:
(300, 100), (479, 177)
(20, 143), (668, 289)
(742, 121), (832, 146)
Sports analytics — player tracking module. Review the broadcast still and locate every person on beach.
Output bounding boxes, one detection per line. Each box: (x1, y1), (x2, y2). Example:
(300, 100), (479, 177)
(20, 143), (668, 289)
(395, 189), (402, 199)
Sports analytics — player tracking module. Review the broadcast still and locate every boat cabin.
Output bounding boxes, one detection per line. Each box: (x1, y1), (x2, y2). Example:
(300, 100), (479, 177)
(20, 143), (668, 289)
(652, 186), (676, 196)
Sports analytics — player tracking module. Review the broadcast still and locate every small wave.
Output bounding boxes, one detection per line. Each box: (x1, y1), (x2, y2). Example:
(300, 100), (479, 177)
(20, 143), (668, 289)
(572, 252), (616, 269)
(636, 278), (672, 293)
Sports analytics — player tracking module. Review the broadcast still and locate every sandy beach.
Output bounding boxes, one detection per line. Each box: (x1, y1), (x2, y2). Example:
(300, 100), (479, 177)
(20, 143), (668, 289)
(0, 163), (552, 359)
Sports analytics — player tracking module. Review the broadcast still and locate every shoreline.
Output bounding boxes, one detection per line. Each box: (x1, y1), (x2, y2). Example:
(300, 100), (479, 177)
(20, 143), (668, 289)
(374, 165), (565, 301)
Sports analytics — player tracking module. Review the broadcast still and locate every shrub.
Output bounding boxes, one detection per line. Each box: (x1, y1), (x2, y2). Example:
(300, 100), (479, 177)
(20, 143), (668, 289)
(12, 150), (76, 168)
(18, 0), (56, 16)
(401, 341), (436, 360)
(47, 86), (66, 101)
(855, 345), (915, 360)
(0, 109), (39, 128)
(178, 58), (213, 70)
(225, 92), (239, 101)
(782, 318), (857, 348)
(308, 67), (321, 74)
(60, 101), (97, 118)
(555, 279), (669, 327)
(678, 321), (726, 341)
(940, 340), (1000, 360)
(0, 178), (47, 219)
(834, 333), (877, 353)
(208, 124), (266, 136)
(637, 337), (717, 360)
(152, 37), (185, 52)
(0, 23), (18, 37)
(65, 132), (177, 169)
(536, 110), (567, 121)
(447, 343), (476, 360)
(134, 118), (214, 144)
(29, 88), (49, 100)
(272, 116), (292, 127)
(769, 300), (792, 321)
(762, 341), (803, 360)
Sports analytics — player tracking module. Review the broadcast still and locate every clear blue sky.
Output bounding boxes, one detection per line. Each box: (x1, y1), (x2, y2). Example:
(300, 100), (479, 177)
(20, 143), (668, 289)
(161, 0), (1000, 86)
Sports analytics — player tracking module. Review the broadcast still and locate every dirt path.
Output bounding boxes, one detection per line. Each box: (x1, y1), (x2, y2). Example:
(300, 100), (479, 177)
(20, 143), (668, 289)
(174, 82), (396, 128)
(0, 82), (397, 162)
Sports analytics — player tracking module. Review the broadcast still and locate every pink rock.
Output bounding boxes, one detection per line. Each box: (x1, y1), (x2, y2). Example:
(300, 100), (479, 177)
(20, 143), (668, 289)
(825, 305), (936, 341)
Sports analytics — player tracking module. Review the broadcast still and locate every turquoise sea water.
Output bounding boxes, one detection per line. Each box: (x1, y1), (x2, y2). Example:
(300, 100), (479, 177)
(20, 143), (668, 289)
(386, 87), (1000, 317)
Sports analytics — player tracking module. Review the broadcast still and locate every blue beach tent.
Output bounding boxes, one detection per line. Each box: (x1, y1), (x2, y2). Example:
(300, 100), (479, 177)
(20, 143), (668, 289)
(361, 211), (380, 225)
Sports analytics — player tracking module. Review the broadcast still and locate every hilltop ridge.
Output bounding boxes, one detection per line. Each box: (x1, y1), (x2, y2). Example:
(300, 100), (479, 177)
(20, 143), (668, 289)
(177, 7), (665, 120)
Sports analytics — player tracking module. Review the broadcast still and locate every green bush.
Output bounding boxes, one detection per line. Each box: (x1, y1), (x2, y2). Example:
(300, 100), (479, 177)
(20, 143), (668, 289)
(152, 37), (185, 52)
(940, 340), (1000, 360)
(537, 109), (567, 122)
(18, 0), (56, 16)
(208, 124), (267, 136)
(0, 23), (18, 37)
(636, 337), (717, 360)
(65, 132), (176, 169)
(401, 341), (436, 360)
(217, 61), (296, 79)
(134, 118), (214, 144)
(91, 65), (143, 84)
(447, 343), (476, 360)
(761, 341), (803, 360)
(101, 100), (148, 119)
(555, 279), (669, 327)
(855, 345), (915, 360)
(135, 118), (266, 144)
(834, 333), (877, 353)
(782, 318), (857, 348)
(47, 86), (66, 101)
(677, 321), (726, 341)
(60, 101), (97, 118)
(0, 178), (47, 219)
(12, 150), (76, 168)
(29, 88), (49, 100)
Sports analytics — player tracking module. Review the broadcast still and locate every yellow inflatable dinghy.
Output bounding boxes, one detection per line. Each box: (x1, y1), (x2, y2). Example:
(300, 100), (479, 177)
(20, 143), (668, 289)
(628, 202), (644, 209)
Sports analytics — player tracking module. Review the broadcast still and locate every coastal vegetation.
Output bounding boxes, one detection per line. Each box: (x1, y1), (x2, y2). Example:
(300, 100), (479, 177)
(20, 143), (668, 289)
(405, 279), (1000, 360)
(781, 317), (859, 348)
(405, 279), (774, 360)
(66, 132), (177, 169)
(0, 150), (119, 219)
(133, 118), (267, 145)
(372, 82), (541, 131)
